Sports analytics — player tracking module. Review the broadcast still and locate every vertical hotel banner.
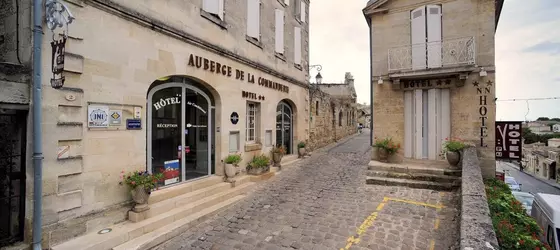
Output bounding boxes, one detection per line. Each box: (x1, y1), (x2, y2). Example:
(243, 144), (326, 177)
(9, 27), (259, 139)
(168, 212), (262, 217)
(495, 121), (523, 160)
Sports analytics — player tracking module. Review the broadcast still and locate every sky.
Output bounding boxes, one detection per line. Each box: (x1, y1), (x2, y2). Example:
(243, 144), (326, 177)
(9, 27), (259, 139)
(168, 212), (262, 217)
(309, 0), (560, 121)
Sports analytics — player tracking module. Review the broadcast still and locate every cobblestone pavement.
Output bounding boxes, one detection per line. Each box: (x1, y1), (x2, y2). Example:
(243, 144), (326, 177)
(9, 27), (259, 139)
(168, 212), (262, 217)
(153, 130), (460, 250)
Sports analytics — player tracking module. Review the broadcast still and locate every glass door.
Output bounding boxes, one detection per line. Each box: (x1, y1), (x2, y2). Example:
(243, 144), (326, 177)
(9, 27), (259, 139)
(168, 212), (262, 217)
(150, 87), (183, 186)
(148, 83), (213, 187)
(276, 102), (293, 154)
(183, 88), (209, 181)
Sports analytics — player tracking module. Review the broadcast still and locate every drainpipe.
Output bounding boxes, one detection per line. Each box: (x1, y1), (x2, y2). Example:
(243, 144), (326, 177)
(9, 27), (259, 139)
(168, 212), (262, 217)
(31, 0), (44, 248)
(366, 16), (374, 146)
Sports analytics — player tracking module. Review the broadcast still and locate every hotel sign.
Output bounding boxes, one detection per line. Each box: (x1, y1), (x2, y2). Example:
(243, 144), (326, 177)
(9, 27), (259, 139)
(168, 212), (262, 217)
(187, 54), (289, 94)
(401, 79), (453, 90)
(495, 121), (522, 160)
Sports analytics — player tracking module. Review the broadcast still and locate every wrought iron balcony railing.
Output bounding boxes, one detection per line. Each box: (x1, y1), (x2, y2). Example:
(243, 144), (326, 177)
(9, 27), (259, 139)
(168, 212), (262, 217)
(388, 36), (476, 72)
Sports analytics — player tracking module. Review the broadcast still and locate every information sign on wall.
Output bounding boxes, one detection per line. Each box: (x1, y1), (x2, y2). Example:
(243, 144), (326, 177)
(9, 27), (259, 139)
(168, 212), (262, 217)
(88, 105), (109, 128)
(495, 121), (523, 160)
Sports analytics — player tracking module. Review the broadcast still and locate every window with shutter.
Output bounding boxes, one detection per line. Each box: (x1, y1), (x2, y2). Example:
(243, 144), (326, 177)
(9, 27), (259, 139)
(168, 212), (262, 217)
(294, 26), (301, 65)
(275, 9), (285, 54)
(203, 0), (224, 20)
(427, 5), (442, 68)
(247, 0), (260, 40)
(410, 6), (427, 70)
(300, 1), (306, 23)
(284, 0), (289, 6)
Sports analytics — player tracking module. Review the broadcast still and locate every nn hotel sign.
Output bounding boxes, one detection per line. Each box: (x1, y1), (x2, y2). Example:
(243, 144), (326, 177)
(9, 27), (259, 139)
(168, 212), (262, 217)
(495, 121), (522, 160)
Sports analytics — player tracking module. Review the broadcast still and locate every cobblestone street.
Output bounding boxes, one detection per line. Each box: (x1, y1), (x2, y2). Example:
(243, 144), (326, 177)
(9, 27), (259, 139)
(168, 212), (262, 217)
(153, 130), (460, 250)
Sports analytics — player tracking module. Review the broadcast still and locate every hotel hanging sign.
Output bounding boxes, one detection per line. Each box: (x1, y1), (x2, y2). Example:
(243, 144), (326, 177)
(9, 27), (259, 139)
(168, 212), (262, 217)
(50, 36), (67, 89)
(495, 121), (522, 160)
(187, 54), (289, 94)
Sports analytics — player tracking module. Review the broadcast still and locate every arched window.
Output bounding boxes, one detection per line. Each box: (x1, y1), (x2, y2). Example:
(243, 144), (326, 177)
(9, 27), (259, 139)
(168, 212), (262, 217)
(339, 111), (343, 127)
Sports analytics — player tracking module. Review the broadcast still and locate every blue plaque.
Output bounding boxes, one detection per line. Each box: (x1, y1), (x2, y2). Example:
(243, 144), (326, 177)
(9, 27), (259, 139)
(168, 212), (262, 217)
(126, 119), (142, 130)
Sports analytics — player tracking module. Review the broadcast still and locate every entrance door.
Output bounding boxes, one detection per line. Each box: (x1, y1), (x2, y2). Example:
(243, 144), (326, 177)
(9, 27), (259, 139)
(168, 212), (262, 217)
(0, 109), (26, 247)
(276, 101), (293, 154)
(148, 83), (213, 187)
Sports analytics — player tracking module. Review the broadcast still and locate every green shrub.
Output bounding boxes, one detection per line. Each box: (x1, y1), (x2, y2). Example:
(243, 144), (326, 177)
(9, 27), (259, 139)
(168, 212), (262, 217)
(485, 178), (552, 249)
(224, 154), (242, 165)
(119, 170), (163, 191)
(247, 154), (270, 169)
(373, 137), (400, 155)
(297, 141), (306, 149)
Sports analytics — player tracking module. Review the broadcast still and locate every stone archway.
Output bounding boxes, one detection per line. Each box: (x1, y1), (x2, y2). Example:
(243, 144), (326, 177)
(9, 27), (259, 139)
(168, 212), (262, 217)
(146, 75), (220, 187)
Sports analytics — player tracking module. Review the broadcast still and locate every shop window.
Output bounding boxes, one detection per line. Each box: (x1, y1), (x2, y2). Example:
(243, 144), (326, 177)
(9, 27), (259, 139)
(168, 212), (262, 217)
(229, 131), (240, 153)
(246, 102), (260, 143)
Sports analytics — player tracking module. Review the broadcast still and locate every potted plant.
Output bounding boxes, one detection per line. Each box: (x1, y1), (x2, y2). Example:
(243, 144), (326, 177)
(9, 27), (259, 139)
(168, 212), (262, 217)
(441, 138), (466, 167)
(224, 154), (242, 179)
(120, 170), (164, 212)
(271, 145), (287, 166)
(297, 141), (306, 157)
(246, 154), (271, 175)
(373, 137), (400, 162)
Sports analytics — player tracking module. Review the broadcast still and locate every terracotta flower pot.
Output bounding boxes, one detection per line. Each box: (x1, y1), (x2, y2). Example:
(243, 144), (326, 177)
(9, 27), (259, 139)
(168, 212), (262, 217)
(378, 148), (389, 162)
(446, 151), (461, 167)
(131, 185), (151, 212)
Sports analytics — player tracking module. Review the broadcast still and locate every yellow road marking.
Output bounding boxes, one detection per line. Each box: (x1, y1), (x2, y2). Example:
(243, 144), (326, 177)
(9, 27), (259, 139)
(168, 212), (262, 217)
(342, 197), (444, 250)
(386, 197), (445, 209)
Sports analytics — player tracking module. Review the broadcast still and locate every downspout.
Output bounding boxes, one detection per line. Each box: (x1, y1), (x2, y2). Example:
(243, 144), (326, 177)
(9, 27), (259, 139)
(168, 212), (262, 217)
(366, 16), (374, 146)
(32, 0), (44, 248)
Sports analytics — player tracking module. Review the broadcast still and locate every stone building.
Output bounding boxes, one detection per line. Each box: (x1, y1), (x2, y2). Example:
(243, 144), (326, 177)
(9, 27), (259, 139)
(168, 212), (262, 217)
(1, 0), (313, 248)
(356, 103), (371, 128)
(522, 143), (559, 183)
(308, 72), (358, 150)
(363, 0), (504, 177)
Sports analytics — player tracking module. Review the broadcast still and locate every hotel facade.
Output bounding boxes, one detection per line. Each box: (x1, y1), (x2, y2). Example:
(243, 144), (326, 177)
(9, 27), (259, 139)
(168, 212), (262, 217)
(1, 0), (313, 247)
(363, 0), (504, 177)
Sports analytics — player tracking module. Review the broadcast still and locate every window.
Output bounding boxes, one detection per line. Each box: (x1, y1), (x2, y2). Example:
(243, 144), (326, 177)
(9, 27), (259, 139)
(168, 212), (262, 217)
(275, 9), (285, 55)
(284, 0), (289, 5)
(410, 5), (442, 70)
(246, 102), (260, 142)
(294, 0), (305, 23)
(229, 131), (240, 152)
(294, 26), (302, 65)
(315, 101), (319, 115)
(247, 0), (260, 40)
(202, 0), (225, 20)
(338, 111), (342, 127)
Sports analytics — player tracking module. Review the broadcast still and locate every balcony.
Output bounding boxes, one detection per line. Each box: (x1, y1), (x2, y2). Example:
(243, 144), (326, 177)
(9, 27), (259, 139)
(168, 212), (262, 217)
(388, 37), (476, 72)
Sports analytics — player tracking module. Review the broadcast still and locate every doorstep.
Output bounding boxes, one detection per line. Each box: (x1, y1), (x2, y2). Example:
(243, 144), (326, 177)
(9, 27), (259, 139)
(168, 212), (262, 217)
(51, 175), (256, 250)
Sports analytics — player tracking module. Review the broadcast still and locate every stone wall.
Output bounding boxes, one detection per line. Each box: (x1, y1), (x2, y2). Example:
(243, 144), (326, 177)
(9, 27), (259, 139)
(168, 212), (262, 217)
(460, 147), (499, 249)
(308, 87), (356, 151)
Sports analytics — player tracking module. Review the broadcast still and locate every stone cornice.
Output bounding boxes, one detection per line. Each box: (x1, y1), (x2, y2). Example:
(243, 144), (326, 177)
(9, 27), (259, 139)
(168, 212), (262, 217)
(85, 0), (309, 89)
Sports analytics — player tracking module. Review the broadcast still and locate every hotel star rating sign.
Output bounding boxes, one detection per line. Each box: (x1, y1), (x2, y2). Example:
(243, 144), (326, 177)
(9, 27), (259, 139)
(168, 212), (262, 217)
(109, 110), (122, 125)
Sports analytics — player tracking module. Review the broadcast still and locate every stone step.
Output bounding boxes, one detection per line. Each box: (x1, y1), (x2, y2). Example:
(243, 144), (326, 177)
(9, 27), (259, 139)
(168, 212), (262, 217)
(144, 182), (232, 219)
(281, 154), (300, 167)
(112, 195), (246, 250)
(366, 170), (461, 183)
(51, 182), (255, 250)
(148, 176), (223, 204)
(368, 161), (461, 177)
(366, 176), (459, 191)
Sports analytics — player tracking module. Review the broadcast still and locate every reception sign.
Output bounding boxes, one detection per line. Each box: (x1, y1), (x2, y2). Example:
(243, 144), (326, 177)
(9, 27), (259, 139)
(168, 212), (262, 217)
(495, 121), (523, 160)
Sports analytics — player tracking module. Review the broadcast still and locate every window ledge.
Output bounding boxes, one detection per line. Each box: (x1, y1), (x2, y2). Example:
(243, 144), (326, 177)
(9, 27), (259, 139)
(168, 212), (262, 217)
(200, 9), (227, 30)
(244, 143), (262, 152)
(294, 64), (302, 71)
(275, 53), (286, 62)
(246, 36), (263, 49)
(277, 0), (287, 7)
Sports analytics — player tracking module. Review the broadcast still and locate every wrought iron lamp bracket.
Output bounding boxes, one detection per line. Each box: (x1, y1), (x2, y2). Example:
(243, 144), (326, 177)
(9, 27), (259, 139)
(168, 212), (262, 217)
(45, 0), (75, 40)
